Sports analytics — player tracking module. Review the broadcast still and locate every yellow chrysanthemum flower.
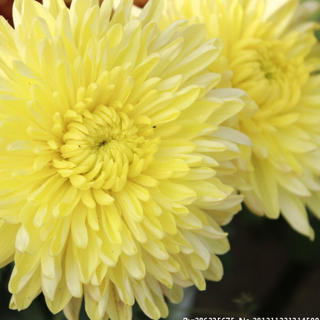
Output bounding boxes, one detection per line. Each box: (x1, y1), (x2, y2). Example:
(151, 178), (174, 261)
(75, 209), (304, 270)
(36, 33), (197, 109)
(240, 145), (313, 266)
(162, 0), (320, 239)
(0, 0), (249, 319)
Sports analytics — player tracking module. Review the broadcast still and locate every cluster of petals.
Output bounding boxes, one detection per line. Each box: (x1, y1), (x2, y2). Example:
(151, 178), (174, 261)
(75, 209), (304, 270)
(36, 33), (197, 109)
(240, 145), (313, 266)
(0, 0), (251, 319)
(162, 0), (320, 239)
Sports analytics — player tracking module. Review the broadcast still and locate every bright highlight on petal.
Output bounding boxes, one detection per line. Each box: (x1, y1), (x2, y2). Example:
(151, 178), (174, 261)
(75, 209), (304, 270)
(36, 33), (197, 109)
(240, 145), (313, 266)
(162, 0), (320, 239)
(0, 0), (248, 319)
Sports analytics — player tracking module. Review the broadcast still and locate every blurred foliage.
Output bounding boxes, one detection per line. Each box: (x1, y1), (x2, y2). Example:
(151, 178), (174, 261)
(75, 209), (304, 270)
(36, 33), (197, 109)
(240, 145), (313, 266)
(233, 292), (256, 316)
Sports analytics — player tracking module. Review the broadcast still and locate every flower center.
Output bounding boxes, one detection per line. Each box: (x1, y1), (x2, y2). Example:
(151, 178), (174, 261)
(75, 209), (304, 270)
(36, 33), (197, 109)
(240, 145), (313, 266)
(230, 39), (305, 110)
(53, 103), (157, 192)
(98, 140), (108, 148)
(258, 42), (286, 80)
(229, 38), (310, 162)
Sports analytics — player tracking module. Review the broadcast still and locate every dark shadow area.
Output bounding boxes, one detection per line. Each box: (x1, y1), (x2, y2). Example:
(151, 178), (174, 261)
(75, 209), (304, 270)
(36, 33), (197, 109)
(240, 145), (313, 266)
(194, 210), (320, 317)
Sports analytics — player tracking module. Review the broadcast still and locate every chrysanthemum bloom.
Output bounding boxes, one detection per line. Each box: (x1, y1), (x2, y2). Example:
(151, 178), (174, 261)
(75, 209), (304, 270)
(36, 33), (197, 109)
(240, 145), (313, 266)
(162, 0), (320, 239)
(0, 0), (249, 319)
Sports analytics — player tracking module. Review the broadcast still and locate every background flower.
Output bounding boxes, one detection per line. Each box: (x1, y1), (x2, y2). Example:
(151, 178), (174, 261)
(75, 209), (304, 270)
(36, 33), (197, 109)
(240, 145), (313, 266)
(162, 0), (320, 239)
(0, 0), (250, 319)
